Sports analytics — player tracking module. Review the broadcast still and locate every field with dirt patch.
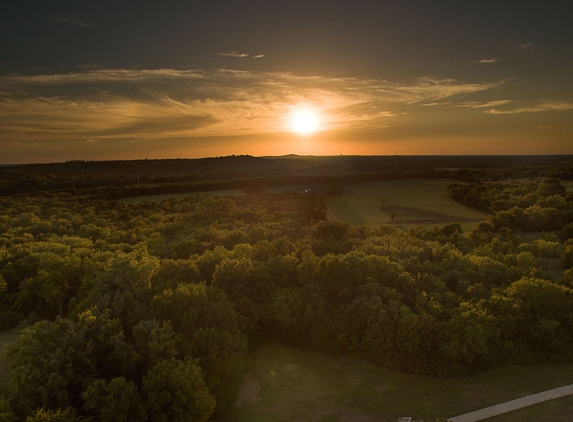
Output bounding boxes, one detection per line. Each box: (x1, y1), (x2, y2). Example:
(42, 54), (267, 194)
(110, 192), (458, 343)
(222, 343), (573, 422)
(121, 179), (488, 231)
(324, 179), (487, 231)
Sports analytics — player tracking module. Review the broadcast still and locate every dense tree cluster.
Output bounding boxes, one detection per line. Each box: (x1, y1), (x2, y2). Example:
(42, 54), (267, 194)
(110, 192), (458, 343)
(448, 179), (573, 233)
(1, 172), (573, 420)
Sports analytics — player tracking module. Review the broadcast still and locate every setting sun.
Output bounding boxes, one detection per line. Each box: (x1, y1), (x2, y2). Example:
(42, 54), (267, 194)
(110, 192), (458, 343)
(291, 109), (319, 135)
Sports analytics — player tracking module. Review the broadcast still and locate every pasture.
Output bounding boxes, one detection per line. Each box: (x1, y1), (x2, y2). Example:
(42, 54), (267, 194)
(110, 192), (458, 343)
(121, 179), (488, 231)
(223, 343), (573, 422)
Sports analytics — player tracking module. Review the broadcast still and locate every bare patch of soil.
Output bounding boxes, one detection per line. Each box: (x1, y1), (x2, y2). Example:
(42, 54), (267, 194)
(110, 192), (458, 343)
(235, 370), (262, 407)
(381, 205), (482, 225)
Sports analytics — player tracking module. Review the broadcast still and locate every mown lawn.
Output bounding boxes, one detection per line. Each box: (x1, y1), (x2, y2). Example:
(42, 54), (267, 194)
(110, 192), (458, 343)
(221, 343), (573, 422)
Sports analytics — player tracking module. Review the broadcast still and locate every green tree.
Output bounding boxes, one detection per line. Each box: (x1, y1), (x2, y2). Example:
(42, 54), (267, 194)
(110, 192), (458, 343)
(0, 395), (17, 422)
(564, 245), (573, 269)
(9, 319), (95, 416)
(26, 407), (80, 422)
(298, 194), (327, 228)
(150, 284), (247, 412)
(71, 248), (160, 329)
(82, 377), (146, 422)
(142, 359), (215, 422)
(536, 178), (565, 197)
(212, 258), (254, 301)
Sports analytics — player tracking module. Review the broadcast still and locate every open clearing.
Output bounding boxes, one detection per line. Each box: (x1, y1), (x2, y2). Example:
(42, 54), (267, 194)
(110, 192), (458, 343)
(121, 179), (488, 231)
(222, 343), (573, 422)
(0, 329), (19, 385)
(324, 179), (487, 231)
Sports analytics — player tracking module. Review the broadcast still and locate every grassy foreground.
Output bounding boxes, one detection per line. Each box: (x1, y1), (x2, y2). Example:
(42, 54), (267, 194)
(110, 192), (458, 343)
(221, 343), (573, 422)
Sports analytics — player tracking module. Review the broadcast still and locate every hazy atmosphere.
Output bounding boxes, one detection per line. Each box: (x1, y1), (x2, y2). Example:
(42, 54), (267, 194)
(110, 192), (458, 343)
(1, 1), (572, 163)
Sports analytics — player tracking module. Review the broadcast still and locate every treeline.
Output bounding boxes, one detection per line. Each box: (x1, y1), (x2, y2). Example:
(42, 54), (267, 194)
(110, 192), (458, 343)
(66, 170), (448, 201)
(0, 178), (573, 420)
(448, 178), (573, 233)
(3, 155), (572, 196)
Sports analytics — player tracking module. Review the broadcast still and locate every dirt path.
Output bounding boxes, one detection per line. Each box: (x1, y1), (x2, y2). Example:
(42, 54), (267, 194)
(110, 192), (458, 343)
(448, 384), (573, 422)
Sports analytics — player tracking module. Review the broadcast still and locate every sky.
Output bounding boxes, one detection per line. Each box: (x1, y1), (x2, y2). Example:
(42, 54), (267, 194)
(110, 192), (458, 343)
(1, 1), (572, 164)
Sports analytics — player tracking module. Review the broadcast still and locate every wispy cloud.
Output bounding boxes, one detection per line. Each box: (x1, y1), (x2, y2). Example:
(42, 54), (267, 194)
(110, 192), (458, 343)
(0, 69), (507, 146)
(458, 100), (513, 108)
(420, 101), (453, 107)
(518, 42), (536, 51)
(51, 17), (94, 28)
(474, 58), (499, 64)
(485, 101), (573, 114)
(387, 77), (506, 104)
(217, 52), (263, 59)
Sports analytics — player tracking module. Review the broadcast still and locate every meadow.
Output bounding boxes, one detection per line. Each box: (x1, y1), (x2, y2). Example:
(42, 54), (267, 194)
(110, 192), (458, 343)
(223, 343), (573, 422)
(322, 179), (487, 231)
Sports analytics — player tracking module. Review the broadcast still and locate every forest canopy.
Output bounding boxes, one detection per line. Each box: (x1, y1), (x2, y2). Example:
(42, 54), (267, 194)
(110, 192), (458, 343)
(1, 157), (573, 421)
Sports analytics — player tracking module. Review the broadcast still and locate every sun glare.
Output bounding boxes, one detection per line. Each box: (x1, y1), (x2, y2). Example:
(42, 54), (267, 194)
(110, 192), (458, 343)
(291, 109), (319, 135)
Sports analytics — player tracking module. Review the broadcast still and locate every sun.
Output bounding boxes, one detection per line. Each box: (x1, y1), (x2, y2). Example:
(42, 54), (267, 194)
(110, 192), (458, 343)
(291, 108), (319, 135)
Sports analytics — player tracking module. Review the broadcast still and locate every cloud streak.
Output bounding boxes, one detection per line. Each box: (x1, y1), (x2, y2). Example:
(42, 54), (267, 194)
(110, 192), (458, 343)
(485, 101), (573, 114)
(217, 52), (264, 58)
(458, 100), (513, 108)
(474, 58), (499, 63)
(518, 42), (536, 51)
(51, 17), (94, 28)
(0, 69), (509, 151)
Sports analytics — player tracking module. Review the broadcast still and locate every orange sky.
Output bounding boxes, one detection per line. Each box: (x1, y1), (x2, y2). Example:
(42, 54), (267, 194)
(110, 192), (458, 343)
(2, 3), (573, 163)
(1, 69), (572, 163)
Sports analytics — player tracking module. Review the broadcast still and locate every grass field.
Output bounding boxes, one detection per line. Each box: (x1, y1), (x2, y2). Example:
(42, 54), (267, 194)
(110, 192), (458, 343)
(222, 343), (573, 422)
(121, 179), (488, 232)
(324, 179), (487, 231)
(0, 329), (19, 386)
